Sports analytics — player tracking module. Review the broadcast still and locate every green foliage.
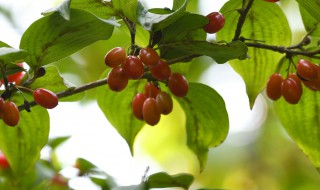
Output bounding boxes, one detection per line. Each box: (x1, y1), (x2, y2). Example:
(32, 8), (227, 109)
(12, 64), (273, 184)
(176, 83), (229, 171)
(20, 9), (117, 69)
(217, 0), (291, 107)
(96, 71), (145, 154)
(0, 47), (28, 64)
(298, 1), (320, 36)
(147, 172), (193, 189)
(0, 96), (49, 176)
(47, 136), (70, 150)
(274, 86), (320, 171)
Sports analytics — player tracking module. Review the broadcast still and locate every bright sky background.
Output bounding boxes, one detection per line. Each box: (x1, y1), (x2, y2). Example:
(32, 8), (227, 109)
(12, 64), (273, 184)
(0, 0), (304, 189)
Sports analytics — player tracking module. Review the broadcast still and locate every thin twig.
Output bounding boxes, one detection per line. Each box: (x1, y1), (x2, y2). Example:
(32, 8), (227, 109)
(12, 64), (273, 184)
(233, 0), (255, 41)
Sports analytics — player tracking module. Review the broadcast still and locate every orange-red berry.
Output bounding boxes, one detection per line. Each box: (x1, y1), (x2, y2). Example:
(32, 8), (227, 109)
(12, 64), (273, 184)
(156, 91), (173, 115)
(149, 59), (171, 81)
(168, 73), (189, 97)
(34, 88), (59, 109)
(2, 101), (20, 127)
(104, 47), (126, 68)
(266, 73), (283, 101)
(139, 47), (160, 66)
(132, 93), (147, 120)
(143, 98), (161, 126)
(107, 66), (128, 92)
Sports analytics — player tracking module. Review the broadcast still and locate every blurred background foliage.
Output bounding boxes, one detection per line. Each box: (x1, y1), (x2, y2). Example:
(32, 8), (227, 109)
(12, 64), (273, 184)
(0, 0), (320, 189)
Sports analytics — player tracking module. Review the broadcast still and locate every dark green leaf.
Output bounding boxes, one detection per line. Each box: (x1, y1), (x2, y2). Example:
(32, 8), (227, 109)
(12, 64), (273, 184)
(175, 83), (229, 171)
(20, 9), (117, 68)
(42, 0), (71, 20)
(296, 0), (320, 24)
(0, 97), (49, 175)
(299, 5), (320, 36)
(47, 136), (71, 150)
(0, 41), (11, 48)
(217, 0), (291, 107)
(147, 172), (194, 189)
(274, 87), (320, 171)
(0, 47), (28, 64)
(112, 0), (138, 22)
(96, 70), (145, 154)
(90, 176), (116, 190)
(137, 0), (188, 31)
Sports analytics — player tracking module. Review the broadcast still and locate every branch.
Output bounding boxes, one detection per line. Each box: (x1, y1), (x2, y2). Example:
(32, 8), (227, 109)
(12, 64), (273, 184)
(233, 0), (255, 41)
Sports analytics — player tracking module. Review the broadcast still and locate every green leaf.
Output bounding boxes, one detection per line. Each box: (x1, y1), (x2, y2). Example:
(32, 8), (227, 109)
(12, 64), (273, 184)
(96, 71), (145, 154)
(47, 136), (70, 150)
(137, 0), (188, 31)
(112, 183), (147, 190)
(274, 87), (320, 171)
(20, 9), (117, 68)
(28, 66), (84, 102)
(299, 4), (320, 36)
(296, 0), (320, 24)
(42, 0), (71, 20)
(147, 172), (194, 189)
(112, 0), (138, 22)
(0, 47), (29, 64)
(175, 83), (229, 171)
(75, 157), (97, 174)
(0, 41), (11, 48)
(0, 64), (25, 80)
(0, 98), (49, 175)
(216, 0), (291, 107)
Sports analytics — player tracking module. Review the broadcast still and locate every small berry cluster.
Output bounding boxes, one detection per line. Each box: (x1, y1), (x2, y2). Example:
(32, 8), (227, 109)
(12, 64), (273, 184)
(266, 59), (319, 104)
(104, 46), (189, 125)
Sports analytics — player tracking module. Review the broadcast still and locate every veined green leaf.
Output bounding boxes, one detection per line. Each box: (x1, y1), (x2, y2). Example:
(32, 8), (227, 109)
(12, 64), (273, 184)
(176, 83), (229, 171)
(28, 66), (84, 102)
(96, 70), (145, 154)
(137, 0), (188, 31)
(274, 87), (320, 171)
(20, 9), (116, 68)
(217, 0), (291, 107)
(147, 172), (194, 189)
(299, 4), (320, 36)
(70, 0), (114, 19)
(0, 97), (49, 175)
(0, 47), (28, 64)
(296, 0), (320, 24)
(42, 0), (71, 20)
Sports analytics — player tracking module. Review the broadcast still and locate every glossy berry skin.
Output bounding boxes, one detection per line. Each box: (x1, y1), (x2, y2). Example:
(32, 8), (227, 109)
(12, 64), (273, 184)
(0, 153), (10, 169)
(149, 59), (171, 81)
(104, 47), (126, 68)
(2, 101), (19, 127)
(296, 59), (317, 81)
(281, 78), (302, 104)
(303, 64), (320, 91)
(123, 56), (145, 79)
(107, 66), (128, 92)
(132, 93), (147, 120)
(34, 88), (59, 109)
(266, 73), (283, 101)
(168, 73), (189, 97)
(143, 98), (161, 126)
(156, 91), (173, 115)
(145, 82), (160, 98)
(203, 12), (225, 34)
(139, 47), (160, 66)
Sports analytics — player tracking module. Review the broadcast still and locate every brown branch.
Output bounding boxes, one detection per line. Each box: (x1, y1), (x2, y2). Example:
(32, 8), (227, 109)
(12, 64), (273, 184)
(233, 0), (255, 41)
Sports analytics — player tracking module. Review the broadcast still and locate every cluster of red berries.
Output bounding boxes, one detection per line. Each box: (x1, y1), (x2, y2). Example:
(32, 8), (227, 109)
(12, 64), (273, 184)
(104, 46), (189, 125)
(203, 12), (225, 34)
(266, 59), (319, 104)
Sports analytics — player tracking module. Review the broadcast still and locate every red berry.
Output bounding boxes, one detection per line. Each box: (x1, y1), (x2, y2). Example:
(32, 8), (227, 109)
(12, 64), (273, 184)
(303, 64), (320, 91)
(156, 91), (173, 115)
(149, 59), (171, 81)
(34, 88), (59, 109)
(0, 63), (25, 87)
(104, 47), (126, 68)
(143, 98), (161, 126)
(266, 73), (283, 101)
(0, 153), (10, 169)
(2, 101), (20, 127)
(145, 82), (160, 98)
(122, 56), (145, 79)
(281, 77), (302, 104)
(168, 73), (189, 97)
(296, 59), (317, 81)
(139, 47), (160, 66)
(107, 66), (128, 92)
(132, 93), (147, 120)
(203, 12), (225, 34)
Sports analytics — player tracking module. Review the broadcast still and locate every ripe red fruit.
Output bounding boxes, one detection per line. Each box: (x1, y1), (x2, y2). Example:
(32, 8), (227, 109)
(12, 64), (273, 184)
(132, 93), (147, 120)
(0, 63), (25, 87)
(281, 77), (302, 104)
(266, 73), (283, 101)
(296, 59), (317, 81)
(104, 47), (126, 68)
(139, 47), (160, 66)
(145, 82), (160, 98)
(34, 88), (59, 109)
(203, 12), (225, 34)
(149, 59), (171, 81)
(143, 98), (161, 126)
(303, 64), (320, 91)
(156, 91), (173, 115)
(2, 101), (20, 127)
(168, 73), (189, 97)
(0, 153), (10, 169)
(107, 66), (128, 92)
(122, 56), (145, 79)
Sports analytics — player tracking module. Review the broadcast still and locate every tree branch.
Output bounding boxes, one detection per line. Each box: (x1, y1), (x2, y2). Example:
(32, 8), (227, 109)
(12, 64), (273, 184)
(233, 0), (255, 41)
